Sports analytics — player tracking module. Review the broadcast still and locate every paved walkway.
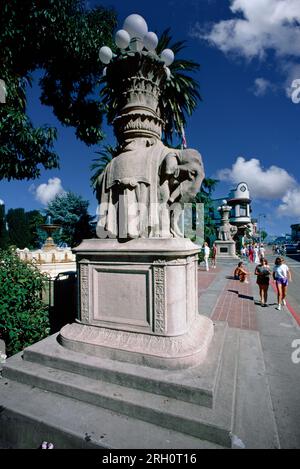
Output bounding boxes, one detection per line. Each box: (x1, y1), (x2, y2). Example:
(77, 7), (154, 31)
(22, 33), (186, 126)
(211, 278), (257, 330)
(198, 254), (300, 449)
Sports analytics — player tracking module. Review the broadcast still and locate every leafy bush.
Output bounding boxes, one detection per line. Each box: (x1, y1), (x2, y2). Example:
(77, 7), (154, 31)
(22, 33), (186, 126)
(0, 249), (50, 356)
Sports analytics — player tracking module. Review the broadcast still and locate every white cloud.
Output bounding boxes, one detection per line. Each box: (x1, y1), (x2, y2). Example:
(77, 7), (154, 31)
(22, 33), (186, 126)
(217, 156), (297, 199)
(197, 0), (300, 59)
(252, 78), (276, 96)
(278, 188), (300, 217)
(193, 0), (300, 95)
(34, 178), (65, 205)
(0, 199), (4, 205)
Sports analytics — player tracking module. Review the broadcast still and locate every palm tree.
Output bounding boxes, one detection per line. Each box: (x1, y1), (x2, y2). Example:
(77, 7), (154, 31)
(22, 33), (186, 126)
(195, 178), (219, 243)
(90, 144), (115, 191)
(156, 29), (201, 145)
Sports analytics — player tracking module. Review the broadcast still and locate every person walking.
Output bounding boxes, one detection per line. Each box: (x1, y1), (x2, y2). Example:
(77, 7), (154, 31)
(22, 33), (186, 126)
(248, 244), (254, 263)
(259, 244), (265, 259)
(273, 257), (292, 310)
(211, 242), (217, 269)
(254, 244), (260, 264)
(240, 245), (247, 259)
(203, 242), (210, 272)
(255, 258), (271, 306)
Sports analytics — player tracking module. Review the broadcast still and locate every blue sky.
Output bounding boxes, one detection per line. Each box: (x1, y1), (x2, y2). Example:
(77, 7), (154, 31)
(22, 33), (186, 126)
(1, 0), (300, 236)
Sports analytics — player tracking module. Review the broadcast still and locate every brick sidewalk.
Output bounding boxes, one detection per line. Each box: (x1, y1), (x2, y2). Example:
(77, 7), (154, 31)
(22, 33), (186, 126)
(211, 277), (258, 331)
(198, 267), (220, 297)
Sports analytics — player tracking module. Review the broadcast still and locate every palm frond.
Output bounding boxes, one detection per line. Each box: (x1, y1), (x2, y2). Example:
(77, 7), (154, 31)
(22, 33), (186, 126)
(90, 144), (115, 190)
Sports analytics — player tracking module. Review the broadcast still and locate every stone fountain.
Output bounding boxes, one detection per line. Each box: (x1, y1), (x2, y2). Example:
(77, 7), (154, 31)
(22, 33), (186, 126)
(39, 215), (61, 251)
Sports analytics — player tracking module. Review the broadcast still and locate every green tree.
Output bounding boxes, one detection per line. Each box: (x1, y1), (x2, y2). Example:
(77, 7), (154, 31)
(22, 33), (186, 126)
(27, 210), (46, 249)
(46, 192), (93, 247)
(0, 203), (9, 249)
(260, 230), (268, 242)
(195, 178), (219, 243)
(0, 248), (50, 356)
(6, 208), (31, 248)
(0, 0), (117, 181)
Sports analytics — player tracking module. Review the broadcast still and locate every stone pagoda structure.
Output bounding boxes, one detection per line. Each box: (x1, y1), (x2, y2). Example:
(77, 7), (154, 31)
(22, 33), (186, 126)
(215, 201), (238, 259)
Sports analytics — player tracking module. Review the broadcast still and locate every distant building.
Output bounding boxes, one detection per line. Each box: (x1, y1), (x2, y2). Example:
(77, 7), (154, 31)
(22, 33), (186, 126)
(211, 182), (256, 241)
(291, 224), (300, 242)
(227, 182), (252, 227)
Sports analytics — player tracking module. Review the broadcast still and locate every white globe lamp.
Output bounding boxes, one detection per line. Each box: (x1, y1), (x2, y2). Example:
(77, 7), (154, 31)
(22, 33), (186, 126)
(123, 14), (148, 39)
(143, 31), (158, 51)
(115, 29), (131, 49)
(160, 48), (174, 66)
(99, 46), (113, 64)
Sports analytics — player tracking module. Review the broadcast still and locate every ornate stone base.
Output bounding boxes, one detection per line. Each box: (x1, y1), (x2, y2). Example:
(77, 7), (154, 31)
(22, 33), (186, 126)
(59, 316), (214, 369)
(215, 240), (238, 259)
(59, 238), (214, 369)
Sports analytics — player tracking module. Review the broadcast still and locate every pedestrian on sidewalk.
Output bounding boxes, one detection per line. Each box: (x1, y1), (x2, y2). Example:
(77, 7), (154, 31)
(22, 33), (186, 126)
(254, 244), (260, 264)
(211, 242), (217, 269)
(248, 244), (254, 263)
(259, 244), (265, 259)
(273, 257), (292, 311)
(255, 258), (271, 307)
(234, 261), (249, 283)
(203, 242), (210, 272)
(240, 245), (247, 260)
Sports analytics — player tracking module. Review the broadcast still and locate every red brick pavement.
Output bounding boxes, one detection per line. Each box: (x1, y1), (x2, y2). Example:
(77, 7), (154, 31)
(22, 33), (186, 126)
(211, 278), (258, 331)
(198, 267), (220, 297)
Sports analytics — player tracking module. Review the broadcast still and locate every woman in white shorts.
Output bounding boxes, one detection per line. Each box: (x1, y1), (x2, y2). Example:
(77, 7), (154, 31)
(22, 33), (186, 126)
(273, 257), (292, 310)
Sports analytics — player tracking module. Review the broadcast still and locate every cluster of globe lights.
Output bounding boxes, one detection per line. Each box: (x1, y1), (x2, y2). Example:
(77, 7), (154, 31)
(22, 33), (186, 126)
(99, 14), (174, 80)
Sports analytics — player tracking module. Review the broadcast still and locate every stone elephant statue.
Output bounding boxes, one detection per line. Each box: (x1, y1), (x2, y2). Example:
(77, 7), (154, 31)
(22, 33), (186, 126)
(159, 148), (205, 237)
(218, 224), (238, 241)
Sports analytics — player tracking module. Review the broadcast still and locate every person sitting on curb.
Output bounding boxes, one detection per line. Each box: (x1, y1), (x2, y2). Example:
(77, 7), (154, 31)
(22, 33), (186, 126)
(234, 261), (249, 283)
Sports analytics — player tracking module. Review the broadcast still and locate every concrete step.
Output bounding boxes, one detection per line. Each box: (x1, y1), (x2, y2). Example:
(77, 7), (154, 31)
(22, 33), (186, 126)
(0, 379), (225, 449)
(21, 322), (227, 409)
(2, 325), (239, 448)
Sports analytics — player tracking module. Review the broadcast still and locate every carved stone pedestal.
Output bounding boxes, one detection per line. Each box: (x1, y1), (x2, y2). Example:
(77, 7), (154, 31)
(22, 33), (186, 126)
(215, 240), (238, 259)
(59, 238), (214, 369)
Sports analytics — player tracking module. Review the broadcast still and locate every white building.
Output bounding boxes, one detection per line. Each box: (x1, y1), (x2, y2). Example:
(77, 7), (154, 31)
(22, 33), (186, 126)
(227, 182), (252, 227)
